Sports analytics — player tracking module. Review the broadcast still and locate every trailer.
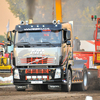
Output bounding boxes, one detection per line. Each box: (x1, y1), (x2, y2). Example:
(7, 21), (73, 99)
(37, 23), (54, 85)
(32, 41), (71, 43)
(73, 17), (100, 89)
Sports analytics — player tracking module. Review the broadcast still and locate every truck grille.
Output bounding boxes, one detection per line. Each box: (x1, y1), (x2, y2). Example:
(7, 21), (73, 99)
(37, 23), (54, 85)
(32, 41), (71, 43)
(20, 57), (54, 64)
(25, 69), (49, 74)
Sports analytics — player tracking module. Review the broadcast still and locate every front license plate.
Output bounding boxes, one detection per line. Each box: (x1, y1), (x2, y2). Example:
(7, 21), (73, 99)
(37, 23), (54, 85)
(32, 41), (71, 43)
(31, 81), (43, 84)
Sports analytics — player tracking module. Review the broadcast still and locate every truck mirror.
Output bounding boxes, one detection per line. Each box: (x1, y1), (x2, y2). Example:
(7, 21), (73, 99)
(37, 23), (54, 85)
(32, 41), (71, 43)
(66, 30), (71, 40)
(7, 31), (12, 41)
(7, 42), (11, 46)
(66, 40), (71, 45)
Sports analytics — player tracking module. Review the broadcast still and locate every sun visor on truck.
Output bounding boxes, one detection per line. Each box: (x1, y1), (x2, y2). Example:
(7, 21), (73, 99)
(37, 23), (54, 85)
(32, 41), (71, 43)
(15, 24), (62, 32)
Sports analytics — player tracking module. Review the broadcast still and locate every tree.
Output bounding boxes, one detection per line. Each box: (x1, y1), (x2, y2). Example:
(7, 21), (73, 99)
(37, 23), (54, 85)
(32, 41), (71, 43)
(6, 0), (27, 21)
(62, 0), (100, 40)
(0, 35), (7, 43)
(6, 0), (53, 22)
(6, 0), (100, 39)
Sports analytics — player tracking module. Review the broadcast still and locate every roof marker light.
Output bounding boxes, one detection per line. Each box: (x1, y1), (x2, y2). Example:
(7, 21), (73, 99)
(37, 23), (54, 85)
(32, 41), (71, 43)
(31, 25), (33, 27)
(26, 21), (28, 25)
(18, 26), (21, 28)
(57, 20), (60, 24)
(55, 24), (57, 27)
(42, 25), (45, 27)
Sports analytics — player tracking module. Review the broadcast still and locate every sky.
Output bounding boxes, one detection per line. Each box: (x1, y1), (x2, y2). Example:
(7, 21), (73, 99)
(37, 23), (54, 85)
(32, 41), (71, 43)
(0, 0), (20, 36)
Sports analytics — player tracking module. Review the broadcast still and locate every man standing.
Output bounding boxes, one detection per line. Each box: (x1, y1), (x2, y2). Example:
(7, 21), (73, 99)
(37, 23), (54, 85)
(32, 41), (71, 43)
(73, 36), (81, 51)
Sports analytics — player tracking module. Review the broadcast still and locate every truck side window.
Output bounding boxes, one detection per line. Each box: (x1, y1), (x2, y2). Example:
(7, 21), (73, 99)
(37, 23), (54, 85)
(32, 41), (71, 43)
(63, 30), (66, 42)
(61, 30), (64, 42)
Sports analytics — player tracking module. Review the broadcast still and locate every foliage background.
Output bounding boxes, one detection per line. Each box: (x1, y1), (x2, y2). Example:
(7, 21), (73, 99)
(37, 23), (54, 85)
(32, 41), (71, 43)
(0, 0), (100, 41)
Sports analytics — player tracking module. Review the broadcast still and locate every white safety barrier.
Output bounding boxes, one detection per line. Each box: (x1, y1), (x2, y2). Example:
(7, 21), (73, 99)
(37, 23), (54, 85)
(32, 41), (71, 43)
(85, 96), (93, 100)
(80, 40), (95, 51)
(0, 75), (13, 83)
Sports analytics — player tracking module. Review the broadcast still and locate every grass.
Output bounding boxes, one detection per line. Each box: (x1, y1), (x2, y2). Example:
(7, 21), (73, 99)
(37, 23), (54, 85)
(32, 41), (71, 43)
(0, 83), (13, 86)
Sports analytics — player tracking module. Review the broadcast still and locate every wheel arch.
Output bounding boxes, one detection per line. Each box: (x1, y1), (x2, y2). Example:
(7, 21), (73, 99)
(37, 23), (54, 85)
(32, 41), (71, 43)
(68, 64), (72, 77)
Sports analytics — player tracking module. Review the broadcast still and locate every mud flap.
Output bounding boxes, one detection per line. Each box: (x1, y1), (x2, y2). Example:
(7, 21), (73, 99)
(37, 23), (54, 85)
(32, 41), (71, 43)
(88, 69), (100, 90)
(72, 60), (87, 69)
(98, 69), (100, 78)
(71, 60), (88, 91)
(72, 60), (87, 81)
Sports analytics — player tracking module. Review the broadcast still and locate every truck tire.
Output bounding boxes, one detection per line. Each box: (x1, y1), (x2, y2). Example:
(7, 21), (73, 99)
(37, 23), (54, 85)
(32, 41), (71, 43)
(15, 85), (26, 91)
(62, 69), (72, 92)
(32, 85), (48, 91)
(79, 67), (88, 91)
(72, 66), (88, 91)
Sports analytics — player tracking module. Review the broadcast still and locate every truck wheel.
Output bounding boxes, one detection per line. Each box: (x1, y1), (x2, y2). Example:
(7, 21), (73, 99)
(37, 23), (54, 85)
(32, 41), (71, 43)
(79, 67), (88, 91)
(15, 85), (26, 91)
(62, 69), (72, 92)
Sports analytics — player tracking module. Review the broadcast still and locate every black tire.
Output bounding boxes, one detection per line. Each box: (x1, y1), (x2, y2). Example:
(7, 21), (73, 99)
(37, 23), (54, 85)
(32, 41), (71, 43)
(15, 85), (26, 91)
(32, 84), (48, 91)
(71, 66), (88, 91)
(79, 67), (88, 91)
(62, 69), (72, 92)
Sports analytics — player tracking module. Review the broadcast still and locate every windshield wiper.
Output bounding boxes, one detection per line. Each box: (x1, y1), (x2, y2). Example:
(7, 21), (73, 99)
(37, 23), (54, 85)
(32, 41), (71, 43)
(37, 42), (55, 47)
(15, 42), (31, 47)
(16, 42), (31, 45)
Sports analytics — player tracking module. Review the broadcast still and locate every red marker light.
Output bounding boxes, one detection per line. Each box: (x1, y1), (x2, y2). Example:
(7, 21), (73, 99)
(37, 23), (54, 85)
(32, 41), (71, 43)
(44, 34), (46, 36)
(91, 15), (94, 21)
(42, 29), (51, 32)
(44, 34), (49, 36)
(47, 34), (49, 36)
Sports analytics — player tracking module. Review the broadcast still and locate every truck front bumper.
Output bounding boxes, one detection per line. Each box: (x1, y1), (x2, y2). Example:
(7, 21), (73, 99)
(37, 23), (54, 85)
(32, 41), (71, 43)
(13, 68), (67, 85)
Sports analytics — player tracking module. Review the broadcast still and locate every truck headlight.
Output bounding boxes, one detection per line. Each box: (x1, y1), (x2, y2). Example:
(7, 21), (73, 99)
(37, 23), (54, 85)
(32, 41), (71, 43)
(14, 69), (20, 79)
(54, 68), (61, 79)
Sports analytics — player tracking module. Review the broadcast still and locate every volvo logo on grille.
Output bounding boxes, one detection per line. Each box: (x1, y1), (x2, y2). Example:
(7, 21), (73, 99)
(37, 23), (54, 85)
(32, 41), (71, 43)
(30, 49), (44, 55)
(35, 59), (39, 62)
(28, 57), (47, 64)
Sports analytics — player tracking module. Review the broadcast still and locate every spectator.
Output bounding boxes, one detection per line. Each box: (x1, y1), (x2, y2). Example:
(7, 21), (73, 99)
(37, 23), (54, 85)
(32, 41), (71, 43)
(50, 31), (59, 41)
(73, 36), (81, 51)
(19, 32), (34, 42)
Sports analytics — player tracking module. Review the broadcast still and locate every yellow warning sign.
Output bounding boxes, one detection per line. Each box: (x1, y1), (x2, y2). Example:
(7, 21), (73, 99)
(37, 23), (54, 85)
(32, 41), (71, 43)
(97, 54), (100, 60)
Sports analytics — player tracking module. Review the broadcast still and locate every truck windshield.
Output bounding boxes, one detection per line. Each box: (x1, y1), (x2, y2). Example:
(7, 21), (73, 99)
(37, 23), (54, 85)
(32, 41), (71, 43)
(97, 28), (100, 39)
(15, 31), (61, 44)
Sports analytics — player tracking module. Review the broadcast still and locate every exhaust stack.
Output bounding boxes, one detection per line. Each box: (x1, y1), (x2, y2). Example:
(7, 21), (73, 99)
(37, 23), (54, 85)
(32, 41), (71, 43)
(28, 19), (33, 24)
(26, 0), (36, 24)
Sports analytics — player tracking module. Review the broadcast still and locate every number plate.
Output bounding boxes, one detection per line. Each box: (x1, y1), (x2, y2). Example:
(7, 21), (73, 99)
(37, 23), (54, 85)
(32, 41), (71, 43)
(31, 81), (43, 84)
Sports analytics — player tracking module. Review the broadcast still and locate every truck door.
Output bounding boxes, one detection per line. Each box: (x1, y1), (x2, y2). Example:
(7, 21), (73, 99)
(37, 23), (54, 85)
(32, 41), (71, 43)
(62, 30), (67, 63)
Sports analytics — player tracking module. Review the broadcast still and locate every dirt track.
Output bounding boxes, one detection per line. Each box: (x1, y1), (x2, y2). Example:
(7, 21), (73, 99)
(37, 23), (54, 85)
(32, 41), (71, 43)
(0, 70), (100, 100)
(0, 85), (100, 100)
